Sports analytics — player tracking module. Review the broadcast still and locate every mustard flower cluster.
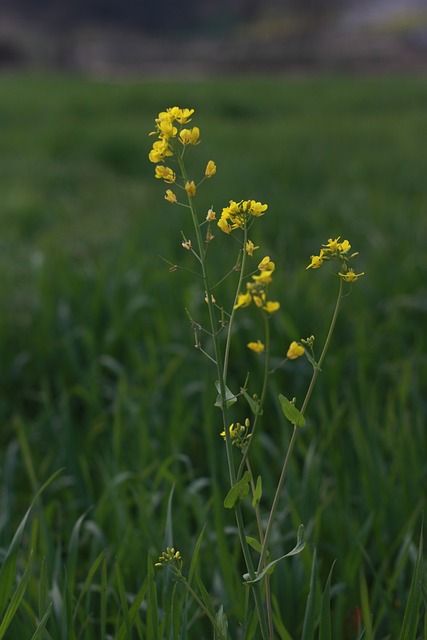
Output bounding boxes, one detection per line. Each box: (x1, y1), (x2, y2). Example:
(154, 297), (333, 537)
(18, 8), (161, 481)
(307, 237), (364, 283)
(148, 107), (217, 205)
(234, 256), (280, 314)
(155, 547), (183, 571)
(218, 199), (268, 234)
(220, 419), (251, 449)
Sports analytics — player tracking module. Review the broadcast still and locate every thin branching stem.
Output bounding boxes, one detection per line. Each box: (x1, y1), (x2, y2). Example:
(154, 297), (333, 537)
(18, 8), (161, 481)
(257, 278), (344, 573)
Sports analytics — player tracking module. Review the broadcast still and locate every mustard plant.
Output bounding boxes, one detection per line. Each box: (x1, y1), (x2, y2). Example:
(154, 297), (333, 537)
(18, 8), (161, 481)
(148, 106), (364, 639)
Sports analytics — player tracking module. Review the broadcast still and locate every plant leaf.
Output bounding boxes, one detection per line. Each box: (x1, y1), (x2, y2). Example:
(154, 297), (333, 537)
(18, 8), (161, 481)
(214, 381), (237, 408)
(241, 388), (263, 416)
(243, 525), (305, 584)
(279, 394), (306, 427)
(224, 472), (251, 509)
(252, 475), (262, 508)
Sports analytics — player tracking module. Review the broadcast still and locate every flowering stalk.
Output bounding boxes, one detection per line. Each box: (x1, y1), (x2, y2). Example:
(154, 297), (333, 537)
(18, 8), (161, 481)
(173, 128), (270, 640)
(149, 107), (364, 639)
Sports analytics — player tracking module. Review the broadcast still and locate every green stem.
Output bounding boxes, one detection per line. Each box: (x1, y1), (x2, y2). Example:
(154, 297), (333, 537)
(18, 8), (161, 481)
(237, 312), (270, 481)
(257, 278), (343, 573)
(176, 152), (270, 640)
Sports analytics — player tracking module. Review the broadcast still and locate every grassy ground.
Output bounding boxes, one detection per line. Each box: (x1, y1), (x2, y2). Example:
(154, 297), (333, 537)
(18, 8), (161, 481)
(0, 72), (426, 638)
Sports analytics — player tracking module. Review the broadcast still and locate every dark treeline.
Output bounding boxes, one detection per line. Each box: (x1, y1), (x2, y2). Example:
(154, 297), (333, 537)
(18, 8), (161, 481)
(4, 0), (350, 34)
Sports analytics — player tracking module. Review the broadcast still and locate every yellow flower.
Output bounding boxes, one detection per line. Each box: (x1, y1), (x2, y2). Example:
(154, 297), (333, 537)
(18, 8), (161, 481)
(243, 200), (268, 217)
(174, 107), (194, 124)
(252, 270), (273, 285)
(185, 180), (197, 197)
(306, 251), (325, 270)
(323, 237), (341, 253)
(217, 217), (231, 234)
(253, 292), (266, 307)
(287, 341), (305, 360)
(263, 301), (280, 314)
(155, 166), (176, 183)
(165, 189), (177, 203)
(157, 118), (177, 139)
(338, 268), (365, 283)
(206, 208), (216, 221)
(220, 423), (245, 441)
(205, 160), (217, 178)
(148, 139), (173, 163)
(258, 256), (275, 272)
(182, 240), (192, 250)
(245, 240), (259, 256)
(179, 127), (200, 145)
(338, 239), (351, 254)
(234, 292), (252, 309)
(247, 340), (265, 353)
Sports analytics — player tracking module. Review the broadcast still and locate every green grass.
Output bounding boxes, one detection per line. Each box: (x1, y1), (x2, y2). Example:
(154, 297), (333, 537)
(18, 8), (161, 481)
(0, 72), (426, 638)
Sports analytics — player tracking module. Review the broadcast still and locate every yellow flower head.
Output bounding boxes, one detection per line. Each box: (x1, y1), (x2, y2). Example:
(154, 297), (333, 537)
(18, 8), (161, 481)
(217, 217), (231, 234)
(179, 127), (200, 145)
(157, 118), (178, 140)
(243, 200), (268, 217)
(205, 160), (217, 178)
(234, 292), (252, 309)
(217, 199), (268, 234)
(338, 268), (365, 283)
(165, 189), (177, 203)
(247, 340), (265, 353)
(245, 240), (259, 256)
(287, 341), (305, 360)
(155, 166), (176, 183)
(174, 107), (194, 124)
(252, 270), (273, 285)
(206, 208), (216, 221)
(338, 239), (351, 254)
(263, 301), (280, 314)
(185, 180), (197, 197)
(306, 251), (325, 270)
(258, 256), (275, 272)
(253, 292), (266, 308)
(148, 139), (173, 163)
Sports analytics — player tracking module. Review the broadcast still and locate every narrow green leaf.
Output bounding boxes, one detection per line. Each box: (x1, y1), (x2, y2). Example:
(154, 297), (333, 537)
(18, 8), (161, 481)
(0, 553), (33, 639)
(30, 602), (53, 640)
(399, 526), (424, 640)
(214, 381), (237, 408)
(245, 536), (262, 555)
(214, 605), (228, 640)
(147, 556), (159, 640)
(252, 475), (262, 508)
(195, 573), (218, 624)
(223, 472), (251, 509)
(243, 525), (305, 584)
(100, 558), (107, 640)
(0, 468), (63, 620)
(319, 561), (336, 640)
(241, 388), (263, 416)
(73, 550), (106, 618)
(188, 524), (206, 585)
(279, 394), (306, 427)
(115, 562), (131, 639)
(272, 595), (293, 640)
(360, 568), (374, 640)
(302, 547), (317, 640)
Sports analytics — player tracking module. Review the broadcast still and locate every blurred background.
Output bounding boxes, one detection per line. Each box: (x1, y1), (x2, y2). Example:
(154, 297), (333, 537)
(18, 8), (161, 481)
(0, 1), (426, 637)
(1, 0), (427, 75)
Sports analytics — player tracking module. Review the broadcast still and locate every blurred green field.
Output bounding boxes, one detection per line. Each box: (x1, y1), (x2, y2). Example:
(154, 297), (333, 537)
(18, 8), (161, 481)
(0, 72), (426, 638)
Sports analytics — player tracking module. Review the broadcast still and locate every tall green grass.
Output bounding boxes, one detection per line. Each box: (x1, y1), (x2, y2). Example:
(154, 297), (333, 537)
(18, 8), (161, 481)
(0, 72), (425, 637)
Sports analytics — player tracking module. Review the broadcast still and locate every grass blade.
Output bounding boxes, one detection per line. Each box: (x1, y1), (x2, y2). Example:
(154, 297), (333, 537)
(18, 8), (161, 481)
(399, 526), (424, 640)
